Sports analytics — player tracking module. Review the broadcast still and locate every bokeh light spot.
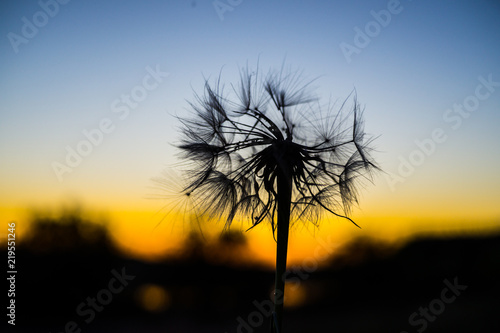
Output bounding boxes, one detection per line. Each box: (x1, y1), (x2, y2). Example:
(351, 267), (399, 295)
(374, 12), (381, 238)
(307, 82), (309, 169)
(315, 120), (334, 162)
(135, 284), (171, 313)
(284, 282), (307, 308)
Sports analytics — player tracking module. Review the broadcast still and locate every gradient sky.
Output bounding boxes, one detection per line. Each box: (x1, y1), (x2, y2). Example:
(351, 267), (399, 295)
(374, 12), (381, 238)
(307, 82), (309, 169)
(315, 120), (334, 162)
(1, 0), (500, 264)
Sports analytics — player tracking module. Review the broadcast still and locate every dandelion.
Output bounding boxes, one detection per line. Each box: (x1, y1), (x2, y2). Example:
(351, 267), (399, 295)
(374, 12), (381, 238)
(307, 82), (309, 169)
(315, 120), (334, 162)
(172, 63), (378, 332)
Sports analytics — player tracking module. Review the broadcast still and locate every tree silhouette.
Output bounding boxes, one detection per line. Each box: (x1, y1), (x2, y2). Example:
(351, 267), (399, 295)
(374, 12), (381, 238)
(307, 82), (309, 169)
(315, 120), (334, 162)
(174, 64), (378, 332)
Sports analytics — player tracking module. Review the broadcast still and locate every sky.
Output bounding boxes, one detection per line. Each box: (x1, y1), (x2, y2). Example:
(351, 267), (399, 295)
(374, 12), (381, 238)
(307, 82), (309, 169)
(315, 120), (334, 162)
(1, 0), (500, 265)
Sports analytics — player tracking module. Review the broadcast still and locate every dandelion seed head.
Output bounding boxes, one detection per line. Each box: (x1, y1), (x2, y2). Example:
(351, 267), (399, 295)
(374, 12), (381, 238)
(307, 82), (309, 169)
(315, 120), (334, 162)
(168, 64), (379, 232)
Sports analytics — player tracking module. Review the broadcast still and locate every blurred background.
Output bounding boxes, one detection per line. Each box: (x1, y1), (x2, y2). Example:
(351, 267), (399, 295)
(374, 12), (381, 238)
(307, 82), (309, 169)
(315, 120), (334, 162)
(1, 0), (499, 332)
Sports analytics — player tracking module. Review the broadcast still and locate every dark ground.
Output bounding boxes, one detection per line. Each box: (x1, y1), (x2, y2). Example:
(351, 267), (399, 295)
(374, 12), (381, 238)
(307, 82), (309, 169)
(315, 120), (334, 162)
(3, 213), (499, 333)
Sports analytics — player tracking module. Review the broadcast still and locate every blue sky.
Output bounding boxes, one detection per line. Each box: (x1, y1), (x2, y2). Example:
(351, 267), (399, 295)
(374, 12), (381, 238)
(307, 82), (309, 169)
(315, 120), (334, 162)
(1, 0), (499, 229)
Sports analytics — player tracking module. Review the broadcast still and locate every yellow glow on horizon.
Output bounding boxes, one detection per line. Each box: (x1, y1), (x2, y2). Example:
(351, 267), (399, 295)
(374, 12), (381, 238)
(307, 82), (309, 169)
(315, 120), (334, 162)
(0, 206), (32, 241)
(101, 209), (500, 267)
(2, 203), (499, 268)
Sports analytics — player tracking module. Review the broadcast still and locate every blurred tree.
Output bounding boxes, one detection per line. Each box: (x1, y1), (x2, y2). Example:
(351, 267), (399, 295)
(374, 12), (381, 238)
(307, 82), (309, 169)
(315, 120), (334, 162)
(22, 209), (111, 253)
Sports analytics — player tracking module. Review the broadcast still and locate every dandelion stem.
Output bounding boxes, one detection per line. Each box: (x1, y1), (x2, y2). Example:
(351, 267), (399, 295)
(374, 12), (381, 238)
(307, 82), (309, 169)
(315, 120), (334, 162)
(272, 160), (292, 333)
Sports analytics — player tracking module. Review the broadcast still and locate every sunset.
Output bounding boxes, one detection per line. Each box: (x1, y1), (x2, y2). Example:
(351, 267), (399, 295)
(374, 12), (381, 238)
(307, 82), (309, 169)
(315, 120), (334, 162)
(1, 1), (499, 332)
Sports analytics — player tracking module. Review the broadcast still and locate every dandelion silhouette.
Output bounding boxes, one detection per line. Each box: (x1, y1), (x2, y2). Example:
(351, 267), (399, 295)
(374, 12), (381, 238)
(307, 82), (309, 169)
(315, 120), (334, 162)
(172, 64), (378, 332)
